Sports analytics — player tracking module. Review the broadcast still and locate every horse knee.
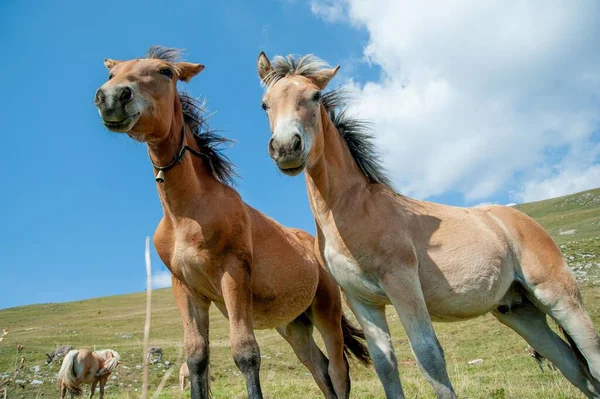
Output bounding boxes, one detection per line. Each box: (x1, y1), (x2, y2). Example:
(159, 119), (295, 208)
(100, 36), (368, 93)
(187, 351), (209, 376)
(232, 339), (261, 374)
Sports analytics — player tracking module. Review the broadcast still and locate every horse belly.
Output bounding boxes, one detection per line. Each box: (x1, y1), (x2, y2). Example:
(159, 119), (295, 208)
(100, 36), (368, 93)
(323, 243), (388, 305)
(83, 371), (98, 384)
(420, 251), (515, 321)
(253, 257), (320, 328)
(251, 293), (313, 329)
(213, 280), (318, 330)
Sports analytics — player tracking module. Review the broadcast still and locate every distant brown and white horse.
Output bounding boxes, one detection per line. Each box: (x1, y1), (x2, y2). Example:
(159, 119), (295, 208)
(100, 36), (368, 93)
(257, 52), (600, 398)
(94, 46), (369, 399)
(58, 349), (120, 398)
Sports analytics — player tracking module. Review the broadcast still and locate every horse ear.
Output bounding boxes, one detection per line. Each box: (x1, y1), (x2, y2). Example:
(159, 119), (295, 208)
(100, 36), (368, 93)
(257, 52), (272, 82)
(175, 62), (204, 82)
(312, 66), (340, 89)
(104, 59), (122, 70)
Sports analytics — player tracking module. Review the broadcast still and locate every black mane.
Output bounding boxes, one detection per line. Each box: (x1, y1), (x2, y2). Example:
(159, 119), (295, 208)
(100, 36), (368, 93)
(322, 89), (392, 187)
(146, 46), (236, 186)
(179, 93), (236, 186)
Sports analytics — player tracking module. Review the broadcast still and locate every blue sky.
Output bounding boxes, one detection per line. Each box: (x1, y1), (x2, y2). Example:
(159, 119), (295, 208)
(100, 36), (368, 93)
(0, 0), (371, 309)
(1, 0), (599, 309)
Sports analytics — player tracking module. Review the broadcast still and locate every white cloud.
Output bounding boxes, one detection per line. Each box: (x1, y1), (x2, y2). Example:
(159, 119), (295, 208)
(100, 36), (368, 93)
(514, 143), (600, 203)
(152, 270), (172, 289)
(520, 165), (600, 203)
(312, 0), (600, 203)
(310, 0), (346, 22)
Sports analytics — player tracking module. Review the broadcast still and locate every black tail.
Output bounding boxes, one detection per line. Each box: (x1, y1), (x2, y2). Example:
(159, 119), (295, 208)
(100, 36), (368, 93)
(341, 314), (371, 366)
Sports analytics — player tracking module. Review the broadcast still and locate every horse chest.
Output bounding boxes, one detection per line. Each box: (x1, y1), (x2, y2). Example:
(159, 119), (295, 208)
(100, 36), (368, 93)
(167, 238), (222, 298)
(323, 241), (387, 303)
(171, 237), (210, 271)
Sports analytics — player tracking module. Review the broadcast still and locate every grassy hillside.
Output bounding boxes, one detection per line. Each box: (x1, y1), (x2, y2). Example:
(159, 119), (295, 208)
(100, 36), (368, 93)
(1, 188), (599, 399)
(515, 187), (600, 284)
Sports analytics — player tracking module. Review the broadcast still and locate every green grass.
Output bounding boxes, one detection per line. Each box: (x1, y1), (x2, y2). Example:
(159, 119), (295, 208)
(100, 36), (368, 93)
(1, 188), (599, 398)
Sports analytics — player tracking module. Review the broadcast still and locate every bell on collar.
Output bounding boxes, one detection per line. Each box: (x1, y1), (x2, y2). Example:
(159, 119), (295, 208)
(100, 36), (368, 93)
(155, 170), (165, 183)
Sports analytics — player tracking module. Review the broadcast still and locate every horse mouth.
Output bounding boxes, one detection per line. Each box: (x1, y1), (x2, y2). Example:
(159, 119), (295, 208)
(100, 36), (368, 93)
(102, 113), (140, 132)
(279, 160), (306, 176)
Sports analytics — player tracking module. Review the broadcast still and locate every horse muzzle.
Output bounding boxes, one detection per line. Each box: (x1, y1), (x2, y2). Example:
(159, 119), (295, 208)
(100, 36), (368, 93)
(95, 85), (140, 133)
(268, 132), (308, 175)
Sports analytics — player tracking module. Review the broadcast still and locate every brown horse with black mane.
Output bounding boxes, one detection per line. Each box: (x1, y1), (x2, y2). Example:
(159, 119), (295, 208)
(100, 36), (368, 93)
(94, 46), (369, 399)
(257, 52), (600, 398)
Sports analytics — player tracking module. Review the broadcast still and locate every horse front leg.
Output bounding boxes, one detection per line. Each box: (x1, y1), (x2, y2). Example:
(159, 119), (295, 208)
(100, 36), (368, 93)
(172, 277), (211, 399)
(345, 295), (404, 399)
(221, 256), (263, 399)
(381, 267), (456, 399)
(90, 381), (97, 399)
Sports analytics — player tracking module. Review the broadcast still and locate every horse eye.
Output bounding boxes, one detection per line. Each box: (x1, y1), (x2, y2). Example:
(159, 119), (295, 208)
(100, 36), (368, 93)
(159, 68), (174, 79)
(261, 101), (268, 111)
(108, 73), (114, 81)
(312, 91), (322, 102)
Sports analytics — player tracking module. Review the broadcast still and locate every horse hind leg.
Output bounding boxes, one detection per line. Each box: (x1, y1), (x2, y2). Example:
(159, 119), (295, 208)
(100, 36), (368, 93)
(549, 305), (600, 392)
(545, 294), (600, 386)
(492, 296), (600, 398)
(277, 314), (337, 398)
(508, 211), (600, 395)
(497, 276), (600, 398)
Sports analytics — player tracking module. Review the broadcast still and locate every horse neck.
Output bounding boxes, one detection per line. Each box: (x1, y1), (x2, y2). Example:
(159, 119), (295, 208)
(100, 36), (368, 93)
(147, 107), (221, 221)
(305, 107), (370, 216)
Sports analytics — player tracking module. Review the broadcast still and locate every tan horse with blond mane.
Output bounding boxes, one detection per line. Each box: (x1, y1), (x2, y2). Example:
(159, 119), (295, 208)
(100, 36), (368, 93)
(257, 52), (600, 398)
(94, 46), (370, 399)
(58, 349), (120, 398)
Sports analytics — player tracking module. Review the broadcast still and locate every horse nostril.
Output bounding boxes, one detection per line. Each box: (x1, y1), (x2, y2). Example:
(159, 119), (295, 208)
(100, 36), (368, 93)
(94, 88), (105, 105)
(120, 86), (133, 103)
(292, 134), (303, 153)
(268, 138), (277, 156)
